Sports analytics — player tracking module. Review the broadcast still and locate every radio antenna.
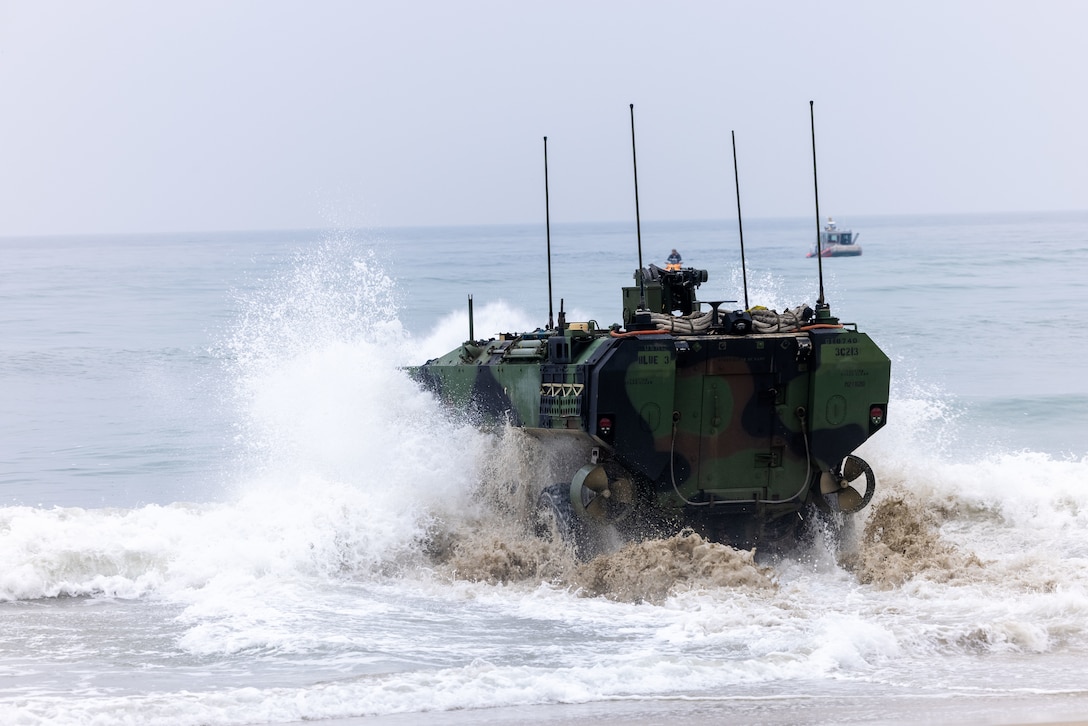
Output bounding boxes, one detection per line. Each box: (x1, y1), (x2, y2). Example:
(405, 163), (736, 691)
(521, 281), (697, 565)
(810, 100), (827, 307)
(629, 103), (646, 309)
(543, 136), (554, 329)
(731, 130), (750, 311)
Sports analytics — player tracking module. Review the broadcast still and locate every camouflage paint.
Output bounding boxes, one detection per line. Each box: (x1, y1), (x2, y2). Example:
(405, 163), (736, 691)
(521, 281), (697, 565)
(408, 267), (890, 549)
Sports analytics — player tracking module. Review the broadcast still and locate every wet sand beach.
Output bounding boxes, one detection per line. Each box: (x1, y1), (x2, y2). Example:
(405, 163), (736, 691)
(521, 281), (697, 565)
(301, 693), (1088, 726)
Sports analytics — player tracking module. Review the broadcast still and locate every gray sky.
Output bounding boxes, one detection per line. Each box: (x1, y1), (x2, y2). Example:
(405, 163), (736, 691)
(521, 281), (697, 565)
(1, 0), (1085, 236)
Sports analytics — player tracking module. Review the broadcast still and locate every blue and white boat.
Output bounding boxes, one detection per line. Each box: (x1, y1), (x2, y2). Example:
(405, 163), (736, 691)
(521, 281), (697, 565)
(807, 217), (862, 257)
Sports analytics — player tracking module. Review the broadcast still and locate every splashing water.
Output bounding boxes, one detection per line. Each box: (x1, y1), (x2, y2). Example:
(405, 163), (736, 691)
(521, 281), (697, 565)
(7, 221), (1088, 726)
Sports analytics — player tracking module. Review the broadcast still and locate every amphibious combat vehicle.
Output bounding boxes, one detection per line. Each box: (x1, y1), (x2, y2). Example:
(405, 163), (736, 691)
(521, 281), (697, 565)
(410, 106), (891, 556)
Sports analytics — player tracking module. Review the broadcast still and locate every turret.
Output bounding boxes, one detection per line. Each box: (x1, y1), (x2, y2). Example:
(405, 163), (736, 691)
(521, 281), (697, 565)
(622, 264), (709, 325)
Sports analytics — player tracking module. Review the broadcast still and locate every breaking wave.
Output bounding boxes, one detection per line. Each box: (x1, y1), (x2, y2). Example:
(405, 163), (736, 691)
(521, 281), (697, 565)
(4, 236), (1088, 617)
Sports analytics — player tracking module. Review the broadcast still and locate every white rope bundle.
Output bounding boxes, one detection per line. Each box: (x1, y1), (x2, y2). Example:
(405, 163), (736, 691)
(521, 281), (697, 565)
(749, 305), (811, 333)
(648, 305), (811, 334)
(649, 311), (714, 334)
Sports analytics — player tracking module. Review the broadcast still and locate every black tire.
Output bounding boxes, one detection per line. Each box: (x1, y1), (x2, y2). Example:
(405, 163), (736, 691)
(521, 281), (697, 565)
(533, 483), (589, 558)
(797, 495), (854, 554)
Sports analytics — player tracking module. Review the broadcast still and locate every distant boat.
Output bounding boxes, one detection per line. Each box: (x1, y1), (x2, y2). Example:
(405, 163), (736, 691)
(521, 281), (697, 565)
(807, 217), (861, 257)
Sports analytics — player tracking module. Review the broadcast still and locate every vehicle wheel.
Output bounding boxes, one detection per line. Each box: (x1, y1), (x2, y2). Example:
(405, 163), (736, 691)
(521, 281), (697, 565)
(533, 483), (588, 558)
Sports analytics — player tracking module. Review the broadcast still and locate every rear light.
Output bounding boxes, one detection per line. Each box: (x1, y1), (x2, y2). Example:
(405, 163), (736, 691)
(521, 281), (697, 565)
(870, 405), (885, 426)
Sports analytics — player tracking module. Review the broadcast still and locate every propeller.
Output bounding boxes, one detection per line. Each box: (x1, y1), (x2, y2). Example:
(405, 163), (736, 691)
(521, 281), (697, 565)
(571, 464), (634, 523)
(836, 454), (876, 513)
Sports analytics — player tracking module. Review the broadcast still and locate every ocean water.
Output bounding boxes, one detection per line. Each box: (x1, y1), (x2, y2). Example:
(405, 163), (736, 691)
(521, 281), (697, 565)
(2, 212), (1087, 725)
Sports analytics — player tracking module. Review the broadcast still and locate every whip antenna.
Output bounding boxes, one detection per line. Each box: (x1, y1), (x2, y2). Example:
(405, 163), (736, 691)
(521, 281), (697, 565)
(810, 100), (827, 307)
(731, 130), (750, 311)
(543, 136), (554, 329)
(629, 104), (646, 309)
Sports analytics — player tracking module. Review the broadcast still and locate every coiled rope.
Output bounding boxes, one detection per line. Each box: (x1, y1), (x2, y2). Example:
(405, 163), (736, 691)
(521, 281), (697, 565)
(643, 305), (819, 335)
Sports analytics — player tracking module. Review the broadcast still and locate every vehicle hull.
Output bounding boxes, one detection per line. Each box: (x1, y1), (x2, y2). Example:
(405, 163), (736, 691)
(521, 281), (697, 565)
(410, 296), (890, 552)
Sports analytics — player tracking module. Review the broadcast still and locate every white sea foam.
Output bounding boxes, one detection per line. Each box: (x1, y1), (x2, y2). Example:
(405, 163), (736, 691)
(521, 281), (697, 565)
(1, 240), (491, 608)
(6, 225), (1088, 724)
